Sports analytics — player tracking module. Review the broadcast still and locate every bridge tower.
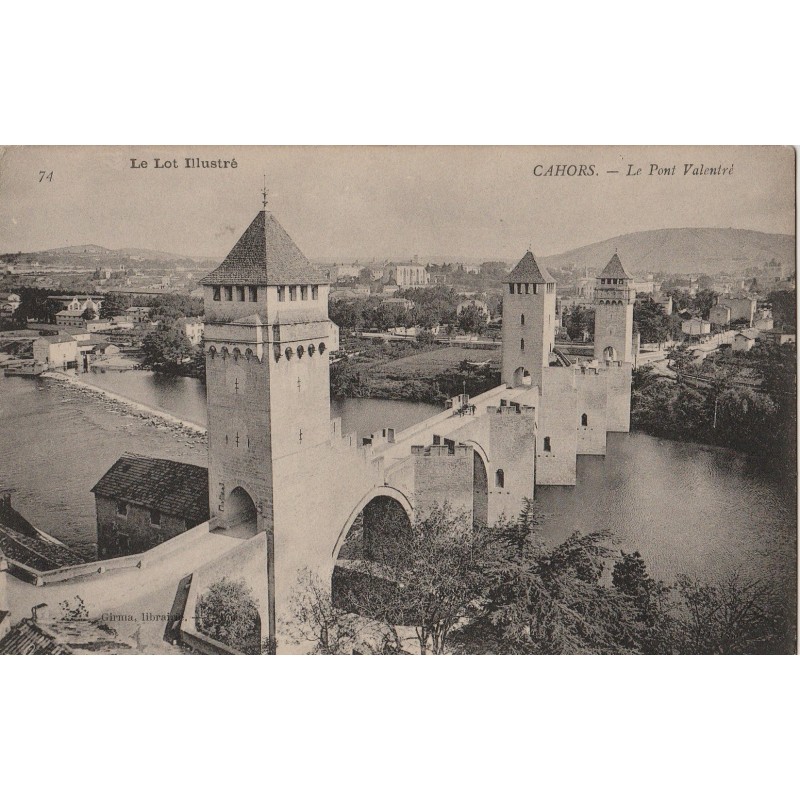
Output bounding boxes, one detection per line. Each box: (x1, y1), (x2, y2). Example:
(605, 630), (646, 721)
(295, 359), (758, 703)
(200, 207), (336, 650)
(501, 250), (557, 389)
(593, 253), (634, 364)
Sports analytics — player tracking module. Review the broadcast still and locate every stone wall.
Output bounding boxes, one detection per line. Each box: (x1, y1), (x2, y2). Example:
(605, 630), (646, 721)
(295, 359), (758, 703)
(605, 362), (632, 433)
(486, 404), (537, 521)
(537, 369), (578, 485)
(575, 366), (608, 456)
(96, 495), (189, 558)
(411, 444), (474, 521)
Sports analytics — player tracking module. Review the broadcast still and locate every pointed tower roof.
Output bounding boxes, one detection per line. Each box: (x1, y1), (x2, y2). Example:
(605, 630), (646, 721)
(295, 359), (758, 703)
(200, 211), (328, 286)
(506, 250), (554, 284)
(598, 253), (632, 280)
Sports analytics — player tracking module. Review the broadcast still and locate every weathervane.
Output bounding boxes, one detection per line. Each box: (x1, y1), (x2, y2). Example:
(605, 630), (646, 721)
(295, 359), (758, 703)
(262, 173), (269, 210)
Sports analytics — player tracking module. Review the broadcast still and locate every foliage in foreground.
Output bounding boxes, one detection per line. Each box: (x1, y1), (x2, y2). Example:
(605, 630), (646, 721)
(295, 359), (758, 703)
(287, 502), (795, 655)
(196, 577), (261, 654)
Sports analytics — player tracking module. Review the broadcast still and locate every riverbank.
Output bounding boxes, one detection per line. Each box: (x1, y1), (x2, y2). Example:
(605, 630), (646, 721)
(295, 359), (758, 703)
(332, 343), (501, 403)
(43, 371), (207, 442)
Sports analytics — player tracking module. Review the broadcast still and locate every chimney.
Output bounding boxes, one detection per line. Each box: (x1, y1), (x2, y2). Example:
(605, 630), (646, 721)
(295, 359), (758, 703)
(32, 603), (50, 623)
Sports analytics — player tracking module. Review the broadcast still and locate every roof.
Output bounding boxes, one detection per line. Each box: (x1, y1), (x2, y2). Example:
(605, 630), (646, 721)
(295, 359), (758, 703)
(36, 334), (75, 345)
(0, 619), (73, 655)
(200, 210), (329, 286)
(91, 454), (209, 522)
(599, 253), (633, 280)
(506, 251), (554, 284)
(0, 501), (84, 571)
(735, 329), (759, 340)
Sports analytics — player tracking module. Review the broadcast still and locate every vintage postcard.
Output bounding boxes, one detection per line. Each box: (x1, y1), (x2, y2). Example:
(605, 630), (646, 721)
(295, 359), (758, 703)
(0, 145), (795, 655)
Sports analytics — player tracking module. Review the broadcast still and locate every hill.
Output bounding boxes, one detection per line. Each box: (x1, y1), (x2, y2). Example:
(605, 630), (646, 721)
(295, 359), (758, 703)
(538, 228), (795, 277)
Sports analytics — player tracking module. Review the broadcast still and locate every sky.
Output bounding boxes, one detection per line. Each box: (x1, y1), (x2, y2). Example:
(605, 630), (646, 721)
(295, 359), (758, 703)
(0, 146), (794, 262)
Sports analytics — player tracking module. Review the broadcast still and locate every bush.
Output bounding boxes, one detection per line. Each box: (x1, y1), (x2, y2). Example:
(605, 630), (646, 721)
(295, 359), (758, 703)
(196, 578), (261, 654)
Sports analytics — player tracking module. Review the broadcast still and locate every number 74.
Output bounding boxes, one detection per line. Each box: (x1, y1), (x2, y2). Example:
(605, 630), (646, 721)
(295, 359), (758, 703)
(38, 171), (53, 182)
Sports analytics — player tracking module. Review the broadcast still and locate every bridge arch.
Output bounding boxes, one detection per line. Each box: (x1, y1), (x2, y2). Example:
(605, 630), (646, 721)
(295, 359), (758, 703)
(331, 486), (414, 563)
(471, 446), (489, 527)
(602, 345), (617, 362)
(512, 366), (532, 387)
(223, 485), (258, 538)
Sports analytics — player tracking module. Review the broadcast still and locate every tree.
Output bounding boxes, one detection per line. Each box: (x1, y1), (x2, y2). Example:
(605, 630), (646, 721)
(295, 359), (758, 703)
(565, 306), (595, 341)
(457, 303), (488, 334)
(416, 328), (436, 346)
(81, 306), (98, 321)
(196, 577), (260, 654)
(339, 504), (489, 655)
(612, 551), (673, 653)
(694, 289), (718, 319)
(673, 573), (792, 655)
(284, 568), (397, 654)
(100, 292), (129, 319)
(140, 323), (195, 373)
(766, 289), (796, 330)
(634, 298), (671, 344)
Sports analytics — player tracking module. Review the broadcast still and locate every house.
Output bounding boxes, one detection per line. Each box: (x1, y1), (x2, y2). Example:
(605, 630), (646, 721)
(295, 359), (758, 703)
(0, 292), (21, 317)
(456, 298), (489, 318)
(91, 454), (209, 558)
(383, 261), (429, 288)
(76, 336), (121, 364)
(54, 296), (103, 330)
(753, 309), (774, 331)
(0, 488), (83, 573)
(178, 316), (204, 346)
(32, 334), (78, 368)
(681, 318), (711, 337)
(709, 303), (731, 326)
(710, 294), (757, 327)
(732, 329), (759, 352)
(127, 306), (152, 323)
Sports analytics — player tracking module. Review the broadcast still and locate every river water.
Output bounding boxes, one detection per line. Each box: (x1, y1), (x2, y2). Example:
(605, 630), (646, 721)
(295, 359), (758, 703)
(0, 371), (795, 596)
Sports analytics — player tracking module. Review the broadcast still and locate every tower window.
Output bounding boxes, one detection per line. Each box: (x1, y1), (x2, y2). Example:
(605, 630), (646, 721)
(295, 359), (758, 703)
(277, 286), (285, 302)
(525, 283), (530, 294)
(150, 509), (161, 528)
(224, 286), (233, 301)
(532, 284), (538, 294)
(520, 338), (525, 351)
(520, 314), (525, 325)
(543, 436), (551, 452)
(301, 285), (308, 300)
(289, 286), (297, 301)
(213, 286), (221, 301)
(248, 286), (258, 302)
(312, 285), (318, 300)
(509, 283), (515, 294)
(236, 286), (245, 301)
(495, 469), (504, 488)
(581, 413), (588, 427)
(116, 501), (128, 518)
(517, 283), (522, 294)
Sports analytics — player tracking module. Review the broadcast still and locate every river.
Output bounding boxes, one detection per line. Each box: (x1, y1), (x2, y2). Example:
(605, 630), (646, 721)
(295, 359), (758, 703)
(0, 370), (795, 596)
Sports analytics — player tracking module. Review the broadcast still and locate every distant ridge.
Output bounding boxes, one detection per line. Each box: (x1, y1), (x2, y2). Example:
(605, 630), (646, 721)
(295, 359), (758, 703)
(538, 227), (795, 276)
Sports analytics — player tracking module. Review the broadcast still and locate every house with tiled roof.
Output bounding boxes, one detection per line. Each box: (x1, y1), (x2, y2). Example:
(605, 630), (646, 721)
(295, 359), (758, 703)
(0, 489), (84, 574)
(732, 328), (759, 352)
(0, 608), (74, 655)
(32, 333), (79, 368)
(91, 454), (209, 558)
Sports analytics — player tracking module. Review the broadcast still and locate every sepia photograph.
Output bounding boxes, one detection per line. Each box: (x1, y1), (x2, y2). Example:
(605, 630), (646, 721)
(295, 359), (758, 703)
(0, 145), (795, 656)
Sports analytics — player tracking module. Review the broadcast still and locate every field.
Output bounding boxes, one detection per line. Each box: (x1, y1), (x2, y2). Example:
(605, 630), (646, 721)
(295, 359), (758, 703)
(366, 346), (500, 378)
